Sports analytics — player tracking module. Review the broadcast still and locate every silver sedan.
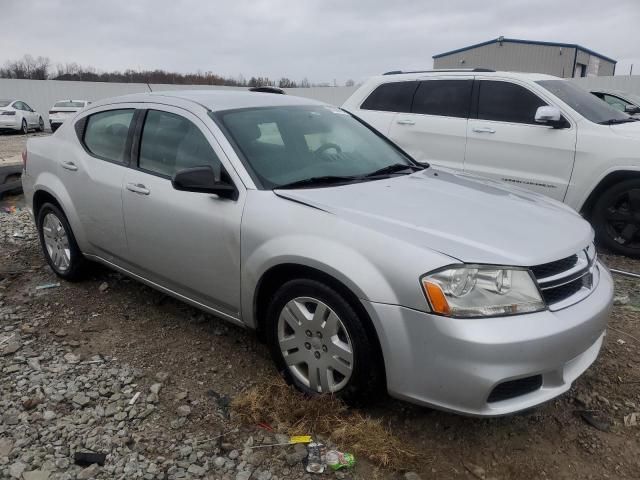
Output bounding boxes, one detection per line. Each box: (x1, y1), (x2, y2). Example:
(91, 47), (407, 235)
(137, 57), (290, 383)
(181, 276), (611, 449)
(21, 90), (612, 415)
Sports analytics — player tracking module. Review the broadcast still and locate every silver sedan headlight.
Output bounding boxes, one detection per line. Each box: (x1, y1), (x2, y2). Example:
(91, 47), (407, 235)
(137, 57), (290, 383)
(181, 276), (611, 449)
(421, 265), (546, 318)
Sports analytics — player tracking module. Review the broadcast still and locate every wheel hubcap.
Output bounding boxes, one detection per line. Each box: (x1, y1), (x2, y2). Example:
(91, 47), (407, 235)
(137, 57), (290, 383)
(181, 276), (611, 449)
(277, 297), (354, 393)
(42, 213), (71, 272)
(604, 188), (640, 249)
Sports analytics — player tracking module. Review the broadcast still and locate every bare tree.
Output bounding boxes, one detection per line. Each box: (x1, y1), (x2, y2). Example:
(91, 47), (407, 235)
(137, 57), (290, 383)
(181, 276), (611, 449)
(278, 78), (298, 88)
(0, 54), (51, 79)
(1, 55), (295, 88)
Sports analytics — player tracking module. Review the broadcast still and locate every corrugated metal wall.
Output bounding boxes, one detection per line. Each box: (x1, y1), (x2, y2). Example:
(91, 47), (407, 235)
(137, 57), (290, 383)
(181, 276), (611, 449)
(434, 42), (577, 77)
(0, 78), (358, 129)
(434, 42), (616, 78)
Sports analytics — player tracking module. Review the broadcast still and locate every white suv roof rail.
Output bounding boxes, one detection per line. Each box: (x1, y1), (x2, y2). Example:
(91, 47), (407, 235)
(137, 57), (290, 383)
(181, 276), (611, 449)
(382, 68), (496, 75)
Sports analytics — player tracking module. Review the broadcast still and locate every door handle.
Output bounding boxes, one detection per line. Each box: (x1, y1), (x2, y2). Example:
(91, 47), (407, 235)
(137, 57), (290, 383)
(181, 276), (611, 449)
(126, 183), (150, 195)
(396, 119), (416, 125)
(61, 161), (78, 171)
(472, 127), (496, 134)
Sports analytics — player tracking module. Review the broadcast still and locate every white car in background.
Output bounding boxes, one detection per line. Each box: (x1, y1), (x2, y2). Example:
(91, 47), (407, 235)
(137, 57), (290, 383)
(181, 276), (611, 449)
(343, 70), (640, 258)
(49, 100), (91, 132)
(0, 99), (44, 134)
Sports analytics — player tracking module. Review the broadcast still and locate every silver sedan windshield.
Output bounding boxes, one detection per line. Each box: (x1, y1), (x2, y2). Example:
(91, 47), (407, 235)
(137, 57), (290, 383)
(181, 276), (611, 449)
(214, 105), (415, 188)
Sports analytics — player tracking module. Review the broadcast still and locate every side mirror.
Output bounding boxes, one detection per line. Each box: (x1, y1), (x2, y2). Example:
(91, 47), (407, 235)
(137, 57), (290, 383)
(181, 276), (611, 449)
(172, 166), (238, 200)
(624, 105), (640, 115)
(535, 106), (566, 128)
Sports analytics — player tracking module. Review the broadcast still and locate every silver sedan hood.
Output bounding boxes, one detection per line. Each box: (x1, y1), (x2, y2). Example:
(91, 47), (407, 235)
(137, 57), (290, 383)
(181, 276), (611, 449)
(275, 169), (593, 266)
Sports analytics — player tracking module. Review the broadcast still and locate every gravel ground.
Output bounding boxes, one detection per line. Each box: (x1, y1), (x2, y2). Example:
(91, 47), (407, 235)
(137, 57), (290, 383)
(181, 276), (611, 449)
(1, 133), (640, 479)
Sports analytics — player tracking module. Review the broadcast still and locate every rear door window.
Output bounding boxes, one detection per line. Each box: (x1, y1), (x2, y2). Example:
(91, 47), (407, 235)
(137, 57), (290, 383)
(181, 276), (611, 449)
(138, 109), (222, 178)
(83, 109), (134, 163)
(477, 81), (547, 124)
(411, 80), (472, 118)
(360, 81), (418, 113)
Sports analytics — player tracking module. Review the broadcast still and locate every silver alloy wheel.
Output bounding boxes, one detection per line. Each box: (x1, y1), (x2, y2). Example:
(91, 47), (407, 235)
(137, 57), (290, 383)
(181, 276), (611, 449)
(42, 213), (71, 272)
(277, 296), (354, 393)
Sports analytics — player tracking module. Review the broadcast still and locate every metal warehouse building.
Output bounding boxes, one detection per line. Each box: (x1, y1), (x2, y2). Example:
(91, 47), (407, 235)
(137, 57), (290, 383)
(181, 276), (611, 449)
(433, 37), (616, 78)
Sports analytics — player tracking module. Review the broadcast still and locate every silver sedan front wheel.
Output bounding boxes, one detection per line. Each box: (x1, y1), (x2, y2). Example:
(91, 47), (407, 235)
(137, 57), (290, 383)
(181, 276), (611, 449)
(277, 297), (354, 393)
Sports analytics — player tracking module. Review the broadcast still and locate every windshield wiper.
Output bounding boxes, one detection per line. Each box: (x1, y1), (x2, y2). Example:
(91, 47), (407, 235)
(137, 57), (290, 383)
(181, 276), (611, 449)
(361, 163), (426, 178)
(274, 175), (357, 189)
(274, 164), (426, 189)
(599, 118), (638, 125)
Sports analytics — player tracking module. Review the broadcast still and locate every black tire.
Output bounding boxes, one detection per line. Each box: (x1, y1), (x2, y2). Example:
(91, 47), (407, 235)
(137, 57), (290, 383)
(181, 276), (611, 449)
(36, 202), (87, 280)
(592, 179), (640, 258)
(265, 278), (383, 406)
(51, 124), (59, 133)
(38, 117), (44, 132)
(21, 119), (28, 135)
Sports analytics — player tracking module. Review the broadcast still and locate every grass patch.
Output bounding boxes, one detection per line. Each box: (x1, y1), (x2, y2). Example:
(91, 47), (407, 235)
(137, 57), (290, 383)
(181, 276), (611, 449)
(231, 376), (418, 470)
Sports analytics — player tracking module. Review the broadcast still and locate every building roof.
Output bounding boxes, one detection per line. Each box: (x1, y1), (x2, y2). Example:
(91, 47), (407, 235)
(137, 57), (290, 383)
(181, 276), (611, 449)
(432, 37), (617, 64)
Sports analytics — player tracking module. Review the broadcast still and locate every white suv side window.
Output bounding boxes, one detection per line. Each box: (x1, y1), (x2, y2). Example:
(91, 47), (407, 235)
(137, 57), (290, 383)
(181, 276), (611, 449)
(412, 80), (472, 118)
(360, 81), (417, 113)
(477, 81), (547, 124)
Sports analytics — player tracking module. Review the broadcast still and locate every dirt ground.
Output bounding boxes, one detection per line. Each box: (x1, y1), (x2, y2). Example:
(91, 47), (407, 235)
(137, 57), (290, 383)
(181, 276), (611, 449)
(2, 132), (640, 479)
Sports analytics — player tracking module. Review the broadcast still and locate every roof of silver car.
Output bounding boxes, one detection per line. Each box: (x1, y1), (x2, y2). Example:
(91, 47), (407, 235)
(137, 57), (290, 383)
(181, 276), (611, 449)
(90, 90), (325, 112)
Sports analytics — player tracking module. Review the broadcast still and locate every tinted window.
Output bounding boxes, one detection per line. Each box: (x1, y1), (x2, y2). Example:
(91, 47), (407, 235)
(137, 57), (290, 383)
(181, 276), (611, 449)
(412, 80), (472, 118)
(477, 81), (547, 124)
(23, 103), (33, 112)
(83, 109), (134, 163)
(13, 102), (24, 110)
(360, 81), (417, 113)
(139, 110), (221, 178)
(537, 80), (629, 124)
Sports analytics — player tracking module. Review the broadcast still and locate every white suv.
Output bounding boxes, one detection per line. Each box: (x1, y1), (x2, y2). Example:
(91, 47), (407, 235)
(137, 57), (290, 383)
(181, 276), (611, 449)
(343, 70), (640, 258)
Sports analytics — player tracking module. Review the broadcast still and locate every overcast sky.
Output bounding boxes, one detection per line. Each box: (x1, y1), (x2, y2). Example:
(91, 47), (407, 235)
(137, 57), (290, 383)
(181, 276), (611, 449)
(2, 0), (639, 83)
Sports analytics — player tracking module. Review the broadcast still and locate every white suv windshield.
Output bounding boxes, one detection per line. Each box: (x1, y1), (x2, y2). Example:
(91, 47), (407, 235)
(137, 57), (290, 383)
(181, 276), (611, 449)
(214, 105), (419, 189)
(537, 80), (632, 124)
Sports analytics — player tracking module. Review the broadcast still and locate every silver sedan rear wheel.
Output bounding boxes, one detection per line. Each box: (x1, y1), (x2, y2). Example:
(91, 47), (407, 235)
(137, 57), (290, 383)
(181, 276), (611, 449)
(42, 212), (71, 272)
(277, 296), (354, 393)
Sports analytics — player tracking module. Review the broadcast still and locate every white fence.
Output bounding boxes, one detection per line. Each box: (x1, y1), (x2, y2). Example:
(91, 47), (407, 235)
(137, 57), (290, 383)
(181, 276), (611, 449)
(0, 78), (358, 129)
(1, 75), (639, 130)
(571, 76), (640, 95)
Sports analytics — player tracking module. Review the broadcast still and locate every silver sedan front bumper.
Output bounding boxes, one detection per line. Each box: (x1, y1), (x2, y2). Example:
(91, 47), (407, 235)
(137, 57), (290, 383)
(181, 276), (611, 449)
(363, 262), (613, 416)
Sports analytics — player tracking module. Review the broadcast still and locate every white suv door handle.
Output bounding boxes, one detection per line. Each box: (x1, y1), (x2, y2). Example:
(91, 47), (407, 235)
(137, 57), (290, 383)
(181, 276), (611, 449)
(61, 161), (78, 171)
(126, 183), (150, 195)
(396, 119), (416, 125)
(472, 127), (496, 134)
